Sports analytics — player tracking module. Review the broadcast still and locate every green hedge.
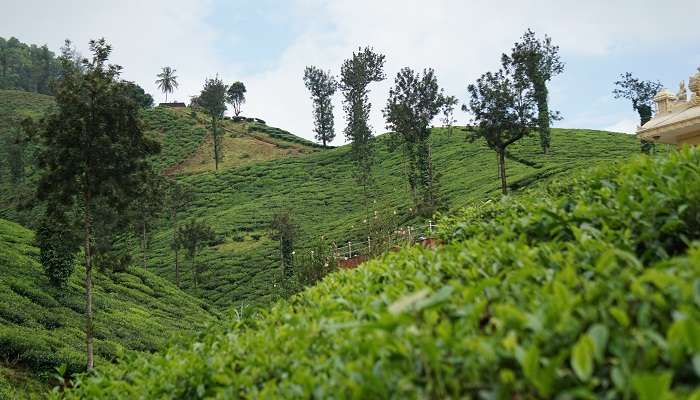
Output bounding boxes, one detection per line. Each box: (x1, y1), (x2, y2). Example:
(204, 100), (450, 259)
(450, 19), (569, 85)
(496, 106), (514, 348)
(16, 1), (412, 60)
(63, 149), (700, 398)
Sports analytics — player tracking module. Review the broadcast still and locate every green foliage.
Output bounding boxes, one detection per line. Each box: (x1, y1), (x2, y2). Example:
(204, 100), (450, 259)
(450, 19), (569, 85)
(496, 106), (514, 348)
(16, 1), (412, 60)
(155, 66), (178, 103)
(36, 215), (79, 287)
(340, 47), (386, 201)
(269, 209), (298, 293)
(35, 38), (161, 370)
(0, 36), (59, 95)
(303, 66), (337, 147)
(503, 29), (564, 154)
(226, 81), (246, 117)
(176, 219), (216, 289)
(61, 148), (700, 399)
(384, 67), (454, 214)
(122, 81), (154, 108)
(199, 76), (227, 170)
(0, 218), (215, 392)
(613, 72), (663, 154)
(466, 60), (539, 194)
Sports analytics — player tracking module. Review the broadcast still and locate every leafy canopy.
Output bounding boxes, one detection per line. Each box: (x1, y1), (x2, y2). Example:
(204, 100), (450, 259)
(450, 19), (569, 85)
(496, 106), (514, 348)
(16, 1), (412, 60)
(303, 66), (337, 147)
(226, 81), (246, 116)
(155, 66), (178, 101)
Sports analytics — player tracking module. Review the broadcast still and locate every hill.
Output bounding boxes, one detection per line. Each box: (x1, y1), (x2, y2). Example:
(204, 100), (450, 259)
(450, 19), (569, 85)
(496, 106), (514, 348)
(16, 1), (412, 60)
(0, 218), (217, 398)
(61, 147), (700, 399)
(0, 89), (321, 225)
(0, 90), (644, 311)
(143, 126), (641, 308)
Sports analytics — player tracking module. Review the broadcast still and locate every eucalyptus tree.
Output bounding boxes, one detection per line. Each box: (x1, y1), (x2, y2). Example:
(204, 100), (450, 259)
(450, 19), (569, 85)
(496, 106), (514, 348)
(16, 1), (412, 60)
(613, 72), (663, 154)
(155, 66), (178, 102)
(303, 66), (338, 147)
(270, 209), (298, 294)
(465, 63), (539, 195)
(503, 29), (564, 154)
(199, 76), (227, 170)
(132, 168), (166, 271)
(35, 38), (160, 370)
(226, 81), (247, 116)
(176, 219), (215, 289)
(340, 47), (386, 207)
(167, 180), (194, 288)
(383, 67), (456, 213)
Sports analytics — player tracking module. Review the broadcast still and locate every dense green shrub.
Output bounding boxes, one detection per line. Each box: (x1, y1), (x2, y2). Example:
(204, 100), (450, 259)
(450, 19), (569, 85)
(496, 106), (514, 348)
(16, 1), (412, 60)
(0, 217), (218, 394)
(62, 149), (700, 398)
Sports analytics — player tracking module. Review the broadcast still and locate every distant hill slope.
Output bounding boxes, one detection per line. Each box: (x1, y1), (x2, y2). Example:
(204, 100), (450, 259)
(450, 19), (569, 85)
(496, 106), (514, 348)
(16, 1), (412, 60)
(145, 127), (640, 309)
(62, 148), (700, 399)
(0, 218), (217, 398)
(0, 89), (320, 225)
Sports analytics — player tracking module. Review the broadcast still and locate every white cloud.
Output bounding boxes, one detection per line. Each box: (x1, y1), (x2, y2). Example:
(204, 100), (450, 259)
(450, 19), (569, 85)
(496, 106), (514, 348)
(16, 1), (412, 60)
(238, 0), (699, 144)
(603, 118), (639, 135)
(2, 0), (698, 144)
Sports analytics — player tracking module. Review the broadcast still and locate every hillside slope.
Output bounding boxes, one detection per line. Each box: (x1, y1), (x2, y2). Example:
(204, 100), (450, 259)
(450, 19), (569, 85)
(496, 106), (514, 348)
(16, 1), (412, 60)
(62, 148), (700, 399)
(0, 90), (644, 311)
(0, 218), (217, 398)
(0, 89), (320, 226)
(146, 127), (640, 308)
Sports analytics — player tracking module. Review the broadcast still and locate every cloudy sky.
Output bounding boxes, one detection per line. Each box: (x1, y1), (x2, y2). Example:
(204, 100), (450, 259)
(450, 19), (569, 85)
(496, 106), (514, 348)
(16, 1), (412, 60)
(2, 0), (699, 144)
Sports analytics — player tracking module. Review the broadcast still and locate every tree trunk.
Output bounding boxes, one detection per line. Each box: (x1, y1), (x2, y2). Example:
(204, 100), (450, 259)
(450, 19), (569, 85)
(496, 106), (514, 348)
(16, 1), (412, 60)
(172, 209), (180, 288)
(192, 254), (197, 289)
(534, 79), (550, 155)
(638, 105), (655, 154)
(84, 191), (94, 370)
(498, 149), (508, 195)
(142, 222), (147, 270)
(175, 248), (180, 287)
(212, 117), (219, 171)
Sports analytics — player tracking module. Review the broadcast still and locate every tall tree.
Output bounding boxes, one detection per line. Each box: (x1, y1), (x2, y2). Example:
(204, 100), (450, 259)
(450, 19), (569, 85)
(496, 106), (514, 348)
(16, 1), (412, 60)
(132, 168), (165, 271)
(613, 72), (663, 154)
(270, 209), (297, 295)
(383, 67), (455, 213)
(199, 76), (227, 170)
(123, 81), (155, 108)
(303, 66), (337, 147)
(3, 126), (25, 185)
(340, 47), (386, 208)
(465, 63), (539, 195)
(155, 66), (178, 103)
(166, 180), (193, 288)
(226, 81), (246, 116)
(35, 38), (160, 370)
(176, 219), (215, 289)
(0, 36), (59, 95)
(503, 29), (563, 155)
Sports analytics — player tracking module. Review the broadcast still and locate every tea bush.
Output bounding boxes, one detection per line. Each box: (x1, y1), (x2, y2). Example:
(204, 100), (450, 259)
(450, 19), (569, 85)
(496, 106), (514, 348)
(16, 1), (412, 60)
(0, 218), (217, 391)
(63, 149), (700, 399)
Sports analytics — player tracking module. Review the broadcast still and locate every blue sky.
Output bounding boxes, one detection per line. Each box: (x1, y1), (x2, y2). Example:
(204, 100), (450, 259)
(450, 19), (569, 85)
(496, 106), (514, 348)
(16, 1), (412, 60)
(2, 0), (699, 144)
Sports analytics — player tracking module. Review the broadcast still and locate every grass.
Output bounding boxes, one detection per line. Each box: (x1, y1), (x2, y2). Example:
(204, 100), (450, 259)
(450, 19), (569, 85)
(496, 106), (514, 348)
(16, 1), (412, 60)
(0, 217), (217, 398)
(172, 118), (317, 174)
(61, 148), (700, 399)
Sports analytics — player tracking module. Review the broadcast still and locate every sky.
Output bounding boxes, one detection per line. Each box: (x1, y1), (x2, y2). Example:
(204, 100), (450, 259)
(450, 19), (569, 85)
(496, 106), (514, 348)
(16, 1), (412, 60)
(2, 0), (699, 145)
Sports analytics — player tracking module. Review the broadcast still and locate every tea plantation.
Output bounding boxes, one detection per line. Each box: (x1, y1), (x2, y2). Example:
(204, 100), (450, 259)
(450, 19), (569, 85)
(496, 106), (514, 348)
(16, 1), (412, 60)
(62, 148), (700, 399)
(0, 218), (217, 398)
(143, 126), (641, 308)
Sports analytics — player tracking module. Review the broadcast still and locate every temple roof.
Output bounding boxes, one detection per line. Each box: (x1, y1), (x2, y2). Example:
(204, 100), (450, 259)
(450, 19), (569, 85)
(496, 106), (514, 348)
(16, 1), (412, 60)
(638, 104), (700, 144)
(637, 66), (700, 145)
